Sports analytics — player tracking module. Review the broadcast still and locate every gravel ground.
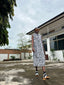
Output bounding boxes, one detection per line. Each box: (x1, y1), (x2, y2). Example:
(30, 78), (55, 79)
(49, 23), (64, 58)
(0, 60), (64, 85)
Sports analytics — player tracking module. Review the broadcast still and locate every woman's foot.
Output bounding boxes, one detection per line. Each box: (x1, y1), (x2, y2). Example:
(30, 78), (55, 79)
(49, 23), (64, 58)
(43, 72), (50, 80)
(35, 71), (39, 77)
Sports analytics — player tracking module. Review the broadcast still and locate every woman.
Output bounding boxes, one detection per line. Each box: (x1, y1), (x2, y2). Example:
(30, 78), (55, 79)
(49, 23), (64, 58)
(32, 27), (50, 80)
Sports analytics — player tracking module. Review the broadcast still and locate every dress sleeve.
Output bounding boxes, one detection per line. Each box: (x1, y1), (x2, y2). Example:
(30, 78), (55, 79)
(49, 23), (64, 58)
(32, 33), (34, 37)
(32, 34), (33, 37)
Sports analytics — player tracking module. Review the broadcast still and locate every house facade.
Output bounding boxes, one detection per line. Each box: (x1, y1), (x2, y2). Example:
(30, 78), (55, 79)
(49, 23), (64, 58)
(26, 12), (64, 61)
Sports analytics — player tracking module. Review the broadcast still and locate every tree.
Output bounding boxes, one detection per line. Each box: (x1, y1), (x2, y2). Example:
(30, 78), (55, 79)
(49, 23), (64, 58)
(0, 0), (17, 46)
(17, 33), (31, 50)
(17, 33), (32, 59)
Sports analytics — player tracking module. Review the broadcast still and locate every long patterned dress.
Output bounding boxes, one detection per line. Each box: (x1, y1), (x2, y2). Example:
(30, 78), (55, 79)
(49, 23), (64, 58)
(32, 33), (45, 67)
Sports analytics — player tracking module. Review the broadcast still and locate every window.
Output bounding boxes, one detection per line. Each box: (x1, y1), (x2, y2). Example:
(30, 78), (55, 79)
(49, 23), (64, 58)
(42, 33), (47, 36)
(50, 36), (57, 41)
(42, 30), (55, 36)
(42, 39), (47, 51)
(50, 41), (58, 50)
(57, 34), (64, 40)
(50, 34), (64, 50)
(58, 39), (64, 50)
(49, 30), (55, 33)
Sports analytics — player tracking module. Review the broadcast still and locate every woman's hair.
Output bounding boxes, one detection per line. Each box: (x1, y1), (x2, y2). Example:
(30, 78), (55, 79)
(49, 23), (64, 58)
(34, 27), (40, 32)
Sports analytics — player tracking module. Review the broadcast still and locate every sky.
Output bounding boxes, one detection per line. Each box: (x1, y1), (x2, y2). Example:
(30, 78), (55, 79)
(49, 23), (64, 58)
(0, 0), (64, 49)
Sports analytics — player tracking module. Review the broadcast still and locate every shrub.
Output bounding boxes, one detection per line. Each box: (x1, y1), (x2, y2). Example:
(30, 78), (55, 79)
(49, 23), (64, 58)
(28, 55), (32, 59)
(11, 56), (15, 60)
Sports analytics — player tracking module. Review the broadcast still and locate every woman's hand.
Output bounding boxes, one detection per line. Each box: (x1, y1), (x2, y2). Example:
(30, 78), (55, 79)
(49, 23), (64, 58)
(32, 48), (35, 52)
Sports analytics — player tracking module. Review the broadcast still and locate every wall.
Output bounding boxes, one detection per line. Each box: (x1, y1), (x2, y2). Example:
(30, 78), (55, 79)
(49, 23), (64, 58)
(0, 54), (8, 61)
(40, 16), (64, 39)
(49, 50), (64, 61)
(0, 49), (32, 61)
(21, 53), (24, 60)
(21, 52), (33, 60)
(55, 50), (64, 61)
(9, 54), (20, 59)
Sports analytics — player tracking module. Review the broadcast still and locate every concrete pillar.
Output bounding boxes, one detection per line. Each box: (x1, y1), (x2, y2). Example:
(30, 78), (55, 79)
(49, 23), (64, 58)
(8, 54), (9, 60)
(20, 54), (21, 60)
(47, 38), (51, 60)
(24, 52), (26, 59)
(29, 53), (30, 56)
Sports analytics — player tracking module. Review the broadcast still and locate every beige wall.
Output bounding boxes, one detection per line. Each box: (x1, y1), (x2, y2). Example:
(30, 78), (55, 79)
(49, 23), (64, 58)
(39, 17), (64, 39)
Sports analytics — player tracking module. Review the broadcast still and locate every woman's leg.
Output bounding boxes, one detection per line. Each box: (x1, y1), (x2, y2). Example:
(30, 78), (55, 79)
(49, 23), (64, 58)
(35, 66), (38, 71)
(42, 66), (50, 80)
(42, 66), (45, 72)
(35, 66), (39, 76)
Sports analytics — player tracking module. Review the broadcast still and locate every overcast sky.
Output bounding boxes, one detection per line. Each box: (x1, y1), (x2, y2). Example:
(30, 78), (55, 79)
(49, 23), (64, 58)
(0, 0), (64, 49)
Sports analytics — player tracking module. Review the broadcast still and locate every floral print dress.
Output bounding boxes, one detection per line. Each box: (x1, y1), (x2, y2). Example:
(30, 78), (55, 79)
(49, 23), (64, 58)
(32, 33), (45, 67)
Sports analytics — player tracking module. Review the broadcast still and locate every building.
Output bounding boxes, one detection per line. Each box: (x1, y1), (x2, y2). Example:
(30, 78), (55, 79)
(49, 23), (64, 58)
(0, 49), (32, 61)
(26, 12), (64, 61)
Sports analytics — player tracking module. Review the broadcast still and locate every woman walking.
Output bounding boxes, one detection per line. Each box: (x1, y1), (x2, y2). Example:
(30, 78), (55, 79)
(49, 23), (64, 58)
(32, 27), (50, 80)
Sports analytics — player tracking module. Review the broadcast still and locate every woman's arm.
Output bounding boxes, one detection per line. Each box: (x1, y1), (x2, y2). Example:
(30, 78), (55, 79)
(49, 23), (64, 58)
(32, 35), (35, 52)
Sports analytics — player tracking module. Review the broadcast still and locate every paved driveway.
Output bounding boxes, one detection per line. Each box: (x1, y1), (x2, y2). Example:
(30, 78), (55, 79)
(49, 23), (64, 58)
(0, 60), (64, 85)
